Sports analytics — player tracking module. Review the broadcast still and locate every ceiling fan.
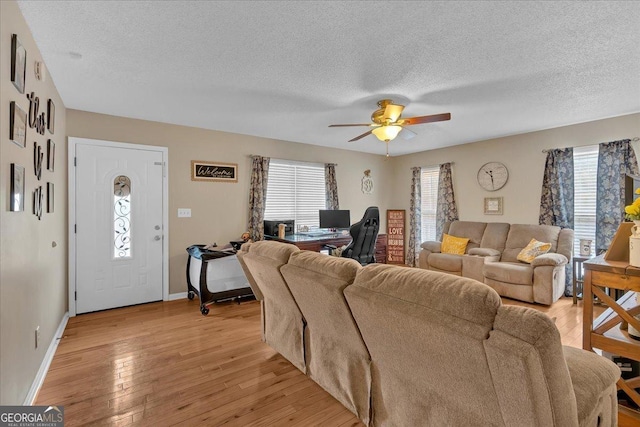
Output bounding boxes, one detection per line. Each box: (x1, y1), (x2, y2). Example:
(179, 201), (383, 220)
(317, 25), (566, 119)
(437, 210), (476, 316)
(329, 99), (451, 156)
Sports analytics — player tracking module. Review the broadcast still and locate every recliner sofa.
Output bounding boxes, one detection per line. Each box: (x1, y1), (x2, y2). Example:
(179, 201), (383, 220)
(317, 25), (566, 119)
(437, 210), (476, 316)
(238, 240), (618, 427)
(419, 221), (573, 305)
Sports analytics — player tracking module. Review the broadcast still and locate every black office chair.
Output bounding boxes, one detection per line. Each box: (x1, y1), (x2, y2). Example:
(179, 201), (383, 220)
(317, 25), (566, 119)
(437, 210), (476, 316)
(341, 206), (380, 265)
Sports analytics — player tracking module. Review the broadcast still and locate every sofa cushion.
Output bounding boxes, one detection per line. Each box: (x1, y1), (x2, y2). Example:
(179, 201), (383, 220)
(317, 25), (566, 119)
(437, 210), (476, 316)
(448, 221), (487, 251)
(563, 346), (620, 425)
(441, 234), (469, 255)
(484, 262), (533, 285)
(429, 253), (463, 272)
(517, 238), (552, 263)
(479, 222), (511, 252)
(502, 224), (560, 263)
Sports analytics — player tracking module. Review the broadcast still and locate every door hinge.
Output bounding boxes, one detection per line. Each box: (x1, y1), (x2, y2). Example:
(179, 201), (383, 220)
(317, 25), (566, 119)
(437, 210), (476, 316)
(74, 157), (77, 167)
(74, 224), (77, 233)
(74, 291), (77, 301)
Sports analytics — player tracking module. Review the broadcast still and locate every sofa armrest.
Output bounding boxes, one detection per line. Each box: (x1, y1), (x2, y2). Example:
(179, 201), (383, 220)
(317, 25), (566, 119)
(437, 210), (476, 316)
(468, 247), (501, 257)
(420, 241), (441, 253)
(531, 253), (568, 267)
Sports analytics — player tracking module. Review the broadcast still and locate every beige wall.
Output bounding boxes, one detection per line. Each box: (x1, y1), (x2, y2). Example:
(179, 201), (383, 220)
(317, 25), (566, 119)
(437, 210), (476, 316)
(66, 110), (394, 295)
(391, 113), (640, 227)
(0, 1), (67, 404)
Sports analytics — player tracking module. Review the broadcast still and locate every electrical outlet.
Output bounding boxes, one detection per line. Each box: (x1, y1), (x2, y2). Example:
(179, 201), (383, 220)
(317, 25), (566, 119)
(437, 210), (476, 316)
(177, 208), (191, 218)
(35, 326), (40, 349)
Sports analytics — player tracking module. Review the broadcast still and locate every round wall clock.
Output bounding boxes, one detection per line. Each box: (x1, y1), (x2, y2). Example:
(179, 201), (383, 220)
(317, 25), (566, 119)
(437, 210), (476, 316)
(477, 162), (509, 191)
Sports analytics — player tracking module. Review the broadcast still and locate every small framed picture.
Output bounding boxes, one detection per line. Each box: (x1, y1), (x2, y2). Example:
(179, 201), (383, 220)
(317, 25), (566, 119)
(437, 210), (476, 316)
(191, 161), (238, 182)
(11, 34), (27, 94)
(33, 186), (43, 220)
(484, 197), (503, 215)
(47, 99), (55, 134)
(10, 164), (25, 212)
(10, 101), (27, 148)
(47, 139), (55, 172)
(47, 182), (54, 213)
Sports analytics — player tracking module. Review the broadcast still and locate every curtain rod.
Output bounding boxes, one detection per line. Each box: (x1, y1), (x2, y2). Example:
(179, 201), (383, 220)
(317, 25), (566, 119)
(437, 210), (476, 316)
(248, 154), (337, 166)
(542, 137), (640, 153)
(411, 162), (455, 169)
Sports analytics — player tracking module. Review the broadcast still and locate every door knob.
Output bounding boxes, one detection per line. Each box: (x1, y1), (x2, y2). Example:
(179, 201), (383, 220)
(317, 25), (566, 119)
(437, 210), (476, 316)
(154, 235), (161, 241)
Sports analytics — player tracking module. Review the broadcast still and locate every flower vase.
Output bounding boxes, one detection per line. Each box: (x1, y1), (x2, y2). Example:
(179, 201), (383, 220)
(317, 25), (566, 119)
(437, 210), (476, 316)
(630, 221), (640, 268)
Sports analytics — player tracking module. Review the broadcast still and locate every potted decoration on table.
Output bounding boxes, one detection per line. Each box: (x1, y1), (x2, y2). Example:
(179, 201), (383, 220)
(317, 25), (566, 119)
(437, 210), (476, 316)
(625, 188), (640, 268)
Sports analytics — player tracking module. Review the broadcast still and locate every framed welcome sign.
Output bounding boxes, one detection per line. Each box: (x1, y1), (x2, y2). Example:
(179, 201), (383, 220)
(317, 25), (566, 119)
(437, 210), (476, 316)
(191, 160), (238, 183)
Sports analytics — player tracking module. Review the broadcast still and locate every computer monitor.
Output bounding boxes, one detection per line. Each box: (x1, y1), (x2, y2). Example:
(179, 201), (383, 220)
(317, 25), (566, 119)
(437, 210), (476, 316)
(319, 210), (350, 230)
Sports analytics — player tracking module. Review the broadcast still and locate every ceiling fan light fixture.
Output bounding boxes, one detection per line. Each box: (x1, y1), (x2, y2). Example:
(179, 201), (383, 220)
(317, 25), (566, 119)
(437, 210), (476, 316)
(372, 125), (402, 142)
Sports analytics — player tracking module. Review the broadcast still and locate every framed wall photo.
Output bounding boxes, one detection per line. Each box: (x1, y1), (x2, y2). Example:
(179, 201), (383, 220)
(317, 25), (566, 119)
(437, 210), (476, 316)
(10, 101), (27, 148)
(47, 99), (55, 134)
(47, 139), (55, 172)
(484, 197), (503, 215)
(10, 164), (25, 212)
(11, 34), (27, 94)
(191, 161), (238, 182)
(47, 182), (54, 213)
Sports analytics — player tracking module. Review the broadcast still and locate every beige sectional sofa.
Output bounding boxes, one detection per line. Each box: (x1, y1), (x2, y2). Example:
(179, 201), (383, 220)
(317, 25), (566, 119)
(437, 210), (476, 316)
(238, 240), (619, 427)
(419, 221), (573, 305)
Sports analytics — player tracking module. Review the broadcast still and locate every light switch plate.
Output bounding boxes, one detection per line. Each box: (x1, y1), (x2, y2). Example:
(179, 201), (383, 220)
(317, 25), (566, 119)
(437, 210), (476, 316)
(177, 208), (191, 218)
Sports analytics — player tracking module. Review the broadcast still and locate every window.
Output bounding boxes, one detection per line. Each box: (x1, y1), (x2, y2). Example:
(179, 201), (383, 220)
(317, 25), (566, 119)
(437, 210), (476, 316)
(420, 166), (440, 242)
(264, 159), (326, 229)
(113, 175), (131, 258)
(573, 145), (598, 257)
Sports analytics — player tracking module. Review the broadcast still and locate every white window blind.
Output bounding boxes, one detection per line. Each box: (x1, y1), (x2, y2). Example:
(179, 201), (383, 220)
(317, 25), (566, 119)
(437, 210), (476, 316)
(573, 145), (598, 257)
(264, 159), (326, 229)
(420, 166), (440, 242)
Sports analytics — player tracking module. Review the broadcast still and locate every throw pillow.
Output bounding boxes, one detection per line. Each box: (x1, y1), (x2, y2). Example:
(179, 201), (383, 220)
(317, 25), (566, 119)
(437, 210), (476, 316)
(517, 238), (552, 263)
(441, 234), (470, 255)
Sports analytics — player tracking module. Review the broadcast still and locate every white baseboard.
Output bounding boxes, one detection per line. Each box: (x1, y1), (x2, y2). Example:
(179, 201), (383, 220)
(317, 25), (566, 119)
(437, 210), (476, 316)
(169, 292), (188, 301)
(24, 312), (69, 405)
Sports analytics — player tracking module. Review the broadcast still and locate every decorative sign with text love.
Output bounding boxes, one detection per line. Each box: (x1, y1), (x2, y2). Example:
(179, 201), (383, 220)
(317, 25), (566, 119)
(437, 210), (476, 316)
(386, 209), (405, 265)
(191, 161), (238, 183)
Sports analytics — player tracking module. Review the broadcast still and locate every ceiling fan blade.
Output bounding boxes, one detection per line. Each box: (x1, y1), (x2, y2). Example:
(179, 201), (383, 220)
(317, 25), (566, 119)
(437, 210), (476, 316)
(399, 126), (417, 140)
(400, 112), (451, 126)
(383, 104), (404, 122)
(348, 129), (374, 142)
(328, 123), (372, 127)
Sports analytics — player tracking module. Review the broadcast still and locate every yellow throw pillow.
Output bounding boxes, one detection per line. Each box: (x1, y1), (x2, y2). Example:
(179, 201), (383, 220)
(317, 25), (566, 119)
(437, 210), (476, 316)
(517, 238), (552, 263)
(441, 234), (470, 255)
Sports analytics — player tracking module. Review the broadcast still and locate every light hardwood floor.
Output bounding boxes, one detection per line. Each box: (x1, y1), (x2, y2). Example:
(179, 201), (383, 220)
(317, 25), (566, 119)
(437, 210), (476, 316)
(36, 297), (601, 426)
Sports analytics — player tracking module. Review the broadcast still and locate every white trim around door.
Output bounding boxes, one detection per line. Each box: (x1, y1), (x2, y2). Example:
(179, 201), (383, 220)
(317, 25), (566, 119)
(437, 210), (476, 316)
(68, 137), (169, 317)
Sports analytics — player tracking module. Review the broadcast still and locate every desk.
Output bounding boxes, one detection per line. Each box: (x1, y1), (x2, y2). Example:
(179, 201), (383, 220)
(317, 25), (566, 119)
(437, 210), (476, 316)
(265, 233), (388, 263)
(583, 255), (640, 421)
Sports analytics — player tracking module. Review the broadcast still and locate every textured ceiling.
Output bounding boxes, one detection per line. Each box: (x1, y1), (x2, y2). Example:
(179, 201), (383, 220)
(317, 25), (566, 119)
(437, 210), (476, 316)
(17, 1), (640, 156)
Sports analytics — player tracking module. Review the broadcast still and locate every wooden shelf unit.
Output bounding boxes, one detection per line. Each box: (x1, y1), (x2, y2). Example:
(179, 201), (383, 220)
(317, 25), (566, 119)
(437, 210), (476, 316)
(583, 255), (640, 421)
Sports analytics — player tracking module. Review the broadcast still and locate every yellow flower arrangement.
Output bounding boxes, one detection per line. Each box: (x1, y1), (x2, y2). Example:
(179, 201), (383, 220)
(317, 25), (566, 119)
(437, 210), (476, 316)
(625, 188), (640, 220)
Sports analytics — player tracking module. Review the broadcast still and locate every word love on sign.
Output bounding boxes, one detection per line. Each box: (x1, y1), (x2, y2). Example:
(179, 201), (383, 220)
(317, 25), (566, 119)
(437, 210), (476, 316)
(386, 209), (406, 265)
(191, 161), (238, 183)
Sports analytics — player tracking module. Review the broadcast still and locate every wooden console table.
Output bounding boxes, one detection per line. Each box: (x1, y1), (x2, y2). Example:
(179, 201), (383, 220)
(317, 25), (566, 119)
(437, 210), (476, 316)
(583, 255), (640, 422)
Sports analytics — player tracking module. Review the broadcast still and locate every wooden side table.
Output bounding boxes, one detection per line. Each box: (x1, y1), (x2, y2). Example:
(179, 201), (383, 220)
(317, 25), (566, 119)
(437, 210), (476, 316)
(583, 255), (640, 421)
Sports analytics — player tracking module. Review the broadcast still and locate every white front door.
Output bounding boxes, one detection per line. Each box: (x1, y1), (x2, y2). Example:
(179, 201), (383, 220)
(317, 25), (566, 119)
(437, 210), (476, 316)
(75, 143), (164, 314)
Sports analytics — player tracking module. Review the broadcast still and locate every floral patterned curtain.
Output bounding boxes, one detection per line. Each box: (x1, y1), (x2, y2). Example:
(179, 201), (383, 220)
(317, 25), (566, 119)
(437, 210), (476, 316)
(248, 155), (270, 241)
(539, 148), (574, 228)
(407, 167), (422, 267)
(324, 163), (339, 210)
(436, 163), (458, 239)
(596, 139), (639, 253)
(539, 148), (574, 295)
